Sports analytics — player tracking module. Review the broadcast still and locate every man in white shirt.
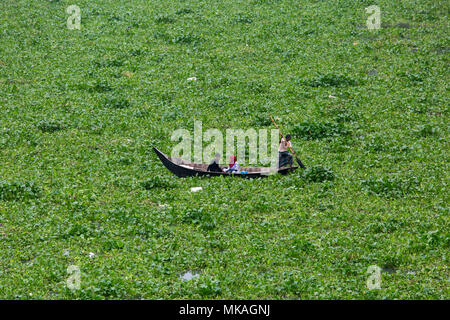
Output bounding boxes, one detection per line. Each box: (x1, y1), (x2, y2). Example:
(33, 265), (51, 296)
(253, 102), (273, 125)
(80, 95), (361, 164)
(278, 134), (293, 168)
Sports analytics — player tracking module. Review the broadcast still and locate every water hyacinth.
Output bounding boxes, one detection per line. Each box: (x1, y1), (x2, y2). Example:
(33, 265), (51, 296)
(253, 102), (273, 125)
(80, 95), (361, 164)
(0, 0), (447, 300)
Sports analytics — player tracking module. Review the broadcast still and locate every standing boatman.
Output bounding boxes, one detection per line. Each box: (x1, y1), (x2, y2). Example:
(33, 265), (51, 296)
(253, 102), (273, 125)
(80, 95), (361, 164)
(270, 115), (306, 169)
(278, 134), (293, 168)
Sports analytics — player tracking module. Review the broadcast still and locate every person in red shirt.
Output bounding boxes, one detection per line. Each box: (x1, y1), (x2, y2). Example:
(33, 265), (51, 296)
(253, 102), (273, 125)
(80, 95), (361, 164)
(225, 155), (239, 173)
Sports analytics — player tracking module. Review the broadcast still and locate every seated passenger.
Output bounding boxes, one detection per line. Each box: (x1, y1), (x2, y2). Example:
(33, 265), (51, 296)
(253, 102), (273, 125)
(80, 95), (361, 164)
(207, 153), (222, 172)
(225, 155), (239, 173)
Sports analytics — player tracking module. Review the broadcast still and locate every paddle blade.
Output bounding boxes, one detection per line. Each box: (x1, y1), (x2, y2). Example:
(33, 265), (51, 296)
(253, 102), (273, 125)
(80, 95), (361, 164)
(296, 157), (306, 169)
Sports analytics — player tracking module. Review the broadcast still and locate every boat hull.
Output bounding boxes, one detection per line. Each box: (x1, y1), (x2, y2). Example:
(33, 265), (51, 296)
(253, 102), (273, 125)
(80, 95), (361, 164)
(153, 147), (298, 178)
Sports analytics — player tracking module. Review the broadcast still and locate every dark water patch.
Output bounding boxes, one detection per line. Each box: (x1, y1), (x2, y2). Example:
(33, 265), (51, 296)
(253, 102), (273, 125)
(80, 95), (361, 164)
(107, 14), (122, 22)
(0, 181), (41, 201)
(233, 14), (253, 24)
(176, 8), (193, 15)
(37, 119), (66, 133)
(382, 267), (397, 274)
(103, 94), (131, 109)
(88, 80), (113, 93)
(129, 48), (146, 57)
(155, 14), (175, 24)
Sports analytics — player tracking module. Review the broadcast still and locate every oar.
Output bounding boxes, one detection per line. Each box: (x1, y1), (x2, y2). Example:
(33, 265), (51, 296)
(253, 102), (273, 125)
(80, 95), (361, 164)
(270, 115), (306, 169)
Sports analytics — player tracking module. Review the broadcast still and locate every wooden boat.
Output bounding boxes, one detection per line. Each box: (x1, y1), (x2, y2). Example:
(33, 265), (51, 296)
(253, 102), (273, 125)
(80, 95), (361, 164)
(153, 147), (298, 178)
